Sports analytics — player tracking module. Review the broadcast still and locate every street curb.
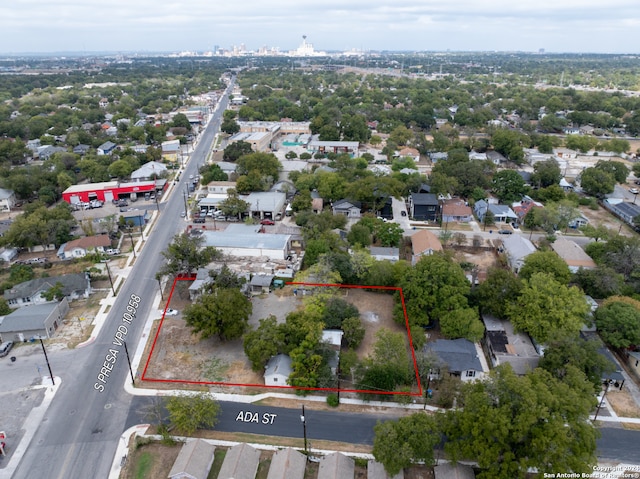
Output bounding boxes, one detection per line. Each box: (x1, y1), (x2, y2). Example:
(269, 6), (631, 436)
(107, 424), (150, 479)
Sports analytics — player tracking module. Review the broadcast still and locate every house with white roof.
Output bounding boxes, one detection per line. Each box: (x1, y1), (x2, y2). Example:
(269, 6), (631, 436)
(264, 353), (292, 386)
(501, 234), (537, 273)
(130, 161), (167, 181)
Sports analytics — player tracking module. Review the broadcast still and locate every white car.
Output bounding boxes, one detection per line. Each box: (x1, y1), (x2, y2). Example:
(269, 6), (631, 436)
(165, 309), (179, 316)
(630, 187), (639, 194)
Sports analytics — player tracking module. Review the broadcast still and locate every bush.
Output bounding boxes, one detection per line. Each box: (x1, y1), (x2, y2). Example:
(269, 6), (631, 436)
(327, 393), (339, 407)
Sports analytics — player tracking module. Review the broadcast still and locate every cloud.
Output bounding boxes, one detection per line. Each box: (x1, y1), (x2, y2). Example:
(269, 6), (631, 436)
(1, 0), (639, 53)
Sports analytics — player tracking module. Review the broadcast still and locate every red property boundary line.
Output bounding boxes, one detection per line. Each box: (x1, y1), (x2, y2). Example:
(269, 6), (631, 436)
(141, 277), (423, 397)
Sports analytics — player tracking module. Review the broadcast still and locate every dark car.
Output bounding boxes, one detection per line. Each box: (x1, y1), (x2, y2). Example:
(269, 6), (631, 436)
(260, 219), (275, 225)
(194, 218), (205, 224)
(401, 211), (407, 217)
(497, 229), (513, 235)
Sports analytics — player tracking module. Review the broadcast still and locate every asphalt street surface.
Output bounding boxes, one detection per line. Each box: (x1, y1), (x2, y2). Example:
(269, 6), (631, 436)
(11, 80), (234, 479)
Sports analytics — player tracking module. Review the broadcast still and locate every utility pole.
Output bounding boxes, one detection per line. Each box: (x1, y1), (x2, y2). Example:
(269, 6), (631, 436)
(593, 380), (611, 422)
(104, 260), (116, 295)
(123, 341), (135, 386)
(300, 405), (308, 454)
(39, 338), (55, 385)
(128, 230), (136, 259)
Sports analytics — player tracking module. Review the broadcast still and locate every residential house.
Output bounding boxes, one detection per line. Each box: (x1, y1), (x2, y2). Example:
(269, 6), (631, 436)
(4, 273), (91, 309)
(434, 463), (476, 479)
(367, 246), (399, 262)
(424, 338), (487, 382)
(188, 268), (213, 301)
(429, 152), (448, 163)
(264, 354), (292, 386)
(332, 199), (362, 219)
(511, 196), (543, 224)
(0, 299), (69, 341)
(580, 125), (596, 135)
(568, 213), (589, 229)
(468, 151), (487, 161)
(563, 126), (581, 135)
(368, 460), (404, 479)
(72, 144), (91, 155)
(409, 193), (439, 221)
(523, 148), (554, 166)
(308, 140), (359, 157)
(168, 439), (215, 479)
(602, 199), (640, 227)
(396, 147), (420, 162)
(161, 139), (181, 162)
(206, 181), (236, 195)
(482, 314), (540, 375)
(501, 234), (537, 273)
(97, 141), (117, 156)
(474, 200), (518, 224)
(130, 161), (167, 181)
(0, 188), (17, 212)
(98, 97), (109, 108)
(250, 274), (273, 295)
(0, 247), (17, 263)
(550, 238), (596, 272)
(441, 199), (473, 223)
(411, 230), (443, 265)
(318, 452), (355, 479)
(553, 147), (578, 159)
(267, 448), (306, 479)
(559, 177), (574, 191)
(311, 193), (324, 214)
(218, 443), (260, 479)
(57, 235), (112, 260)
(486, 150), (507, 165)
(37, 145), (65, 160)
(434, 118), (448, 129)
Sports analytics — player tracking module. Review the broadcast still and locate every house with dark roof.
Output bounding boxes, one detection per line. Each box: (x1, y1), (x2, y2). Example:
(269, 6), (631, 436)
(409, 193), (439, 221)
(218, 443), (260, 479)
(267, 448), (306, 479)
(332, 199), (362, 219)
(4, 273), (91, 308)
(0, 299), (69, 341)
(73, 144), (91, 155)
(482, 314), (540, 375)
(424, 338), (487, 382)
(318, 452), (355, 479)
(250, 274), (274, 295)
(265, 353), (292, 386)
(168, 439), (215, 479)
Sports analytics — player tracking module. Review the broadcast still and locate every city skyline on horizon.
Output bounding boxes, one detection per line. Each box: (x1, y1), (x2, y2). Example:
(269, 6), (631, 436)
(2, 0), (640, 55)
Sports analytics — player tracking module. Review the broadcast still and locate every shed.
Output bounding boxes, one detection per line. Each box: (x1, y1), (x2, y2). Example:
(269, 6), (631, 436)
(167, 439), (215, 479)
(250, 274), (274, 295)
(265, 354), (292, 386)
(217, 443), (260, 479)
(318, 452), (355, 479)
(267, 447), (306, 479)
(368, 460), (404, 479)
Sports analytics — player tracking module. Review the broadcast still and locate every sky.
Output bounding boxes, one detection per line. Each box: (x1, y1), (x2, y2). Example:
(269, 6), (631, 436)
(1, 0), (640, 54)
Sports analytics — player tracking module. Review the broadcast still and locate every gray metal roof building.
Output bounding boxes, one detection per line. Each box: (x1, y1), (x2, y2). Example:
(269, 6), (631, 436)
(266, 448), (306, 479)
(168, 439), (215, 479)
(318, 452), (354, 479)
(217, 443), (260, 479)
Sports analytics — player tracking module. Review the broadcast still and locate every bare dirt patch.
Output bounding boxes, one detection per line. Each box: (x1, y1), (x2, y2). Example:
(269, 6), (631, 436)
(578, 205), (636, 237)
(607, 389), (640, 418)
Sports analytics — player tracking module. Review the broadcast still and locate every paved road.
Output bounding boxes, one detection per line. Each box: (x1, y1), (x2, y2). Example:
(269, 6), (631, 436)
(11, 78), (234, 479)
(126, 396), (640, 464)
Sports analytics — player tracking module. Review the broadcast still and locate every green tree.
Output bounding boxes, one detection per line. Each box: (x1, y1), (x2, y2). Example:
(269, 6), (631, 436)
(595, 301), (640, 349)
(580, 167), (615, 197)
(217, 189), (249, 218)
(443, 365), (597, 479)
(41, 282), (65, 301)
(107, 159), (133, 179)
(184, 288), (252, 341)
(223, 140), (252, 161)
(474, 267), (523, 319)
(507, 272), (589, 343)
(171, 113), (192, 131)
(0, 298), (12, 315)
(342, 316), (365, 348)
(243, 316), (286, 371)
(375, 222), (404, 247)
(347, 224), (372, 247)
(166, 392), (220, 436)
(491, 170), (527, 203)
(580, 224), (611, 242)
(159, 233), (221, 276)
(221, 118), (240, 134)
(440, 307), (485, 342)
(518, 250), (572, 285)
(373, 413), (441, 475)
(530, 158), (562, 188)
(539, 336), (614, 392)
(594, 160), (629, 184)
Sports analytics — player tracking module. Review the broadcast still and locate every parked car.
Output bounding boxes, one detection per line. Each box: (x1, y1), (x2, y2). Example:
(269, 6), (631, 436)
(630, 187), (639, 194)
(401, 211), (407, 217)
(165, 309), (179, 316)
(194, 217), (206, 224)
(0, 341), (14, 358)
(260, 219), (275, 225)
(497, 229), (513, 235)
(180, 211), (186, 218)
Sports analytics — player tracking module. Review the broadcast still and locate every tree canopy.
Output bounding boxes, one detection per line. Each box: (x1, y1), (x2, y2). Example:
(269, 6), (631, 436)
(159, 233), (221, 276)
(184, 287), (252, 341)
(518, 250), (572, 285)
(595, 299), (640, 349)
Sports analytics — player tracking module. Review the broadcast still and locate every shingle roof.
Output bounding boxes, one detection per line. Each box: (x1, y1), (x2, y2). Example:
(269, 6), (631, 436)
(63, 235), (111, 252)
(318, 452), (354, 479)
(168, 439), (215, 479)
(550, 238), (596, 269)
(425, 338), (483, 373)
(410, 193), (439, 206)
(411, 230), (443, 255)
(4, 273), (89, 301)
(0, 302), (61, 332)
(266, 448), (306, 479)
(217, 443), (260, 479)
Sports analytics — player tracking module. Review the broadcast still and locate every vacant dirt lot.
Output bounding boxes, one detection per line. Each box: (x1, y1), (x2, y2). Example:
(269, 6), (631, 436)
(138, 284), (412, 394)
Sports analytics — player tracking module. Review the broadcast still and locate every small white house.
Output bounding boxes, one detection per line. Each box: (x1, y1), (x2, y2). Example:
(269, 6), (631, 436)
(264, 354), (292, 386)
